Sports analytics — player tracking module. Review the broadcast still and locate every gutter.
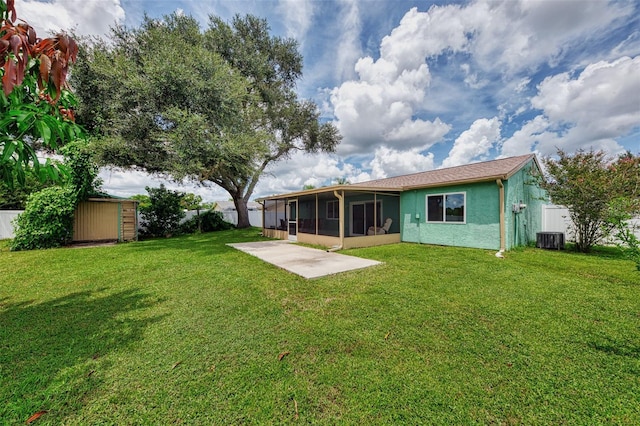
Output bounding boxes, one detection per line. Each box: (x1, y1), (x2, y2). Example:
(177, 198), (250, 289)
(495, 178), (506, 258)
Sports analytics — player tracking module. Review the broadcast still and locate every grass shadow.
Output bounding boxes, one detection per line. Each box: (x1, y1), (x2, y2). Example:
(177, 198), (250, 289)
(559, 243), (627, 260)
(0, 289), (167, 423)
(589, 338), (640, 358)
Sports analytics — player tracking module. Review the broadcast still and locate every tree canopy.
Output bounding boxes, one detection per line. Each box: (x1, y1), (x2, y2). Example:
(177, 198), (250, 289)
(72, 13), (341, 227)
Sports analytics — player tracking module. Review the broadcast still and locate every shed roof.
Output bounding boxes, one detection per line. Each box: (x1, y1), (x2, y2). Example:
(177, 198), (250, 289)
(86, 192), (138, 203)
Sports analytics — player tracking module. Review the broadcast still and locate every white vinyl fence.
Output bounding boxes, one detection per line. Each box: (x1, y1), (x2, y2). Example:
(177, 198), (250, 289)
(0, 210), (23, 239)
(541, 205), (573, 234)
(219, 210), (262, 227)
(542, 204), (640, 242)
(137, 209), (263, 231)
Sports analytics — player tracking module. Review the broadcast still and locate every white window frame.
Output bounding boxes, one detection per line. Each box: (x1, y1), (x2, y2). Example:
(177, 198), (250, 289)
(426, 192), (466, 224)
(326, 200), (339, 220)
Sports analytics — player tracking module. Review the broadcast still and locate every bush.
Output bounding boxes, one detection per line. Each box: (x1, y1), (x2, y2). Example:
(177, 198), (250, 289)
(10, 187), (76, 251)
(179, 210), (233, 234)
(139, 184), (185, 238)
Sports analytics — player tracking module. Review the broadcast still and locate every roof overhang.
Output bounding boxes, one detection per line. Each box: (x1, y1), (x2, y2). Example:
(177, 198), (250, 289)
(257, 185), (402, 202)
(402, 174), (510, 190)
(85, 197), (138, 203)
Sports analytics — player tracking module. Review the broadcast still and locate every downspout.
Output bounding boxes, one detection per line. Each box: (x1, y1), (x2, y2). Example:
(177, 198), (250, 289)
(496, 179), (506, 258)
(328, 189), (344, 251)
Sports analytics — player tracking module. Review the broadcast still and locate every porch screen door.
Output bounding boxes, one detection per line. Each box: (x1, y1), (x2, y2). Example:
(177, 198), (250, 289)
(288, 200), (297, 241)
(350, 201), (381, 235)
(352, 204), (365, 235)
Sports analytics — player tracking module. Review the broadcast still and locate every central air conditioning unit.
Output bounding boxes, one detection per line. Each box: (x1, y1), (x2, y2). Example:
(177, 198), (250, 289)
(536, 232), (565, 250)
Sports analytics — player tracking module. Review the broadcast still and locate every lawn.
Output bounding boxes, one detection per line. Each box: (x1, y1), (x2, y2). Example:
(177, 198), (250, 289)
(1, 229), (639, 424)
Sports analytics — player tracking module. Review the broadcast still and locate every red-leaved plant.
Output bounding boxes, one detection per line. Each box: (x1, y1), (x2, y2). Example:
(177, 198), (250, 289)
(0, 0), (77, 115)
(0, 0), (83, 186)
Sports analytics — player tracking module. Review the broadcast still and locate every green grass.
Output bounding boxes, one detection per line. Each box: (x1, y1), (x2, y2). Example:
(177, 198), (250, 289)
(1, 229), (639, 424)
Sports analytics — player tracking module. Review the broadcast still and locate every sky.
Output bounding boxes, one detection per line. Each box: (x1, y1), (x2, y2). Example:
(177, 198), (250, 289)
(14, 0), (640, 202)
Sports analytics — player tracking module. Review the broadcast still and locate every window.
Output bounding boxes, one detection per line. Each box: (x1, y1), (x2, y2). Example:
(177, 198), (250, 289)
(426, 193), (465, 223)
(327, 200), (339, 220)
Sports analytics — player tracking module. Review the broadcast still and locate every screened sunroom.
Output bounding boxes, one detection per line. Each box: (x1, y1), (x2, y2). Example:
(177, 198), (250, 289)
(259, 185), (401, 249)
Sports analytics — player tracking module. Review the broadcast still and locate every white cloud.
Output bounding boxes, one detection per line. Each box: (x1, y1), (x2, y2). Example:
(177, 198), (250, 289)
(373, 0), (631, 78)
(529, 56), (640, 155)
(15, 0), (125, 37)
(328, 0), (633, 158)
(380, 5), (469, 67)
(466, 0), (632, 75)
(257, 152), (366, 195)
(611, 30), (640, 59)
(532, 56), (640, 131)
(330, 57), (449, 154)
(499, 115), (556, 158)
(278, 0), (315, 43)
(441, 118), (501, 168)
(460, 63), (489, 89)
(99, 168), (228, 202)
(333, 0), (362, 82)
(368, 146), (435, 179)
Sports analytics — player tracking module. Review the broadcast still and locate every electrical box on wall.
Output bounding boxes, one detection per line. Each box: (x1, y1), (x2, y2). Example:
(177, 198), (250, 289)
(512, 201), (527, 213)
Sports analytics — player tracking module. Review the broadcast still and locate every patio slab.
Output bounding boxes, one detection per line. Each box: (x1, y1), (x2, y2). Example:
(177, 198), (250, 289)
(227, 240), (382, 279)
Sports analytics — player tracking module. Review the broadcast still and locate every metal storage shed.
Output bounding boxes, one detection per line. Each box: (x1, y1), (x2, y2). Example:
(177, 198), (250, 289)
(73, 196), (138, 243)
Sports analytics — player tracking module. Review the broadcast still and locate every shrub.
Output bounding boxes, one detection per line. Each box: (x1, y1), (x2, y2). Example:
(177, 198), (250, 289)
(10, 186), (76, 250)
(139, 184), (185, 238)
(9, 140), (101, 251)
(179, 210), (233, 234)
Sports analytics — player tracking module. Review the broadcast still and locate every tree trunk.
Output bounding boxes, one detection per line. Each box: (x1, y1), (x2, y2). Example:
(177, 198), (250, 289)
(234, 196), (251, 228)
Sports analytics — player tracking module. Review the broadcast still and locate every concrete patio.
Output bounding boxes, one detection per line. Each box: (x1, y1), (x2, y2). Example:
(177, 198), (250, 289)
(227, 240), (382, 279)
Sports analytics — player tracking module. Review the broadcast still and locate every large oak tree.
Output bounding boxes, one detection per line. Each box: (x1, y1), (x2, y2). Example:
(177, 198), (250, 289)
(73, 13), (341, 228)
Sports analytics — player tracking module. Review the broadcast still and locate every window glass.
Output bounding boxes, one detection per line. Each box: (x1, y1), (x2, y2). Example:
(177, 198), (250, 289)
(427, 195), (443, 222)
(327, 200), (339, 219)
(427, 193), (465, 223)
(445, 193), (465, 222)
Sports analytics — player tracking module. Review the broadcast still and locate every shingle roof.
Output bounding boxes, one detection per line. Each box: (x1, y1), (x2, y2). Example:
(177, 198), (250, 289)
(360, 154), (537, 190)
(258, 154), (539, 201)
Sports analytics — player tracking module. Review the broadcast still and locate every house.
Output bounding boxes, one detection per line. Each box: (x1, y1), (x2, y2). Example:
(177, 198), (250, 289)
(73, 195), (138, 243)
(258, 154), (546, 252)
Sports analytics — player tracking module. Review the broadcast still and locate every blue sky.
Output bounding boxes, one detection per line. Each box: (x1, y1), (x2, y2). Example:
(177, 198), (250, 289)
(15, 0), (640, 201)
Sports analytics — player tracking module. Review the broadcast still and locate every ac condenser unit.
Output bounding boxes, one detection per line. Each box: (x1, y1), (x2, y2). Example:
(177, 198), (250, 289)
(536, 232), (565, 250)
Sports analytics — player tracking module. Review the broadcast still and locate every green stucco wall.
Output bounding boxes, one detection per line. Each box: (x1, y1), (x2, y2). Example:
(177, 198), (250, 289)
(400, 181), (502, 250)
(503, 164), (547, 249)
(399, 159), (547, 250)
